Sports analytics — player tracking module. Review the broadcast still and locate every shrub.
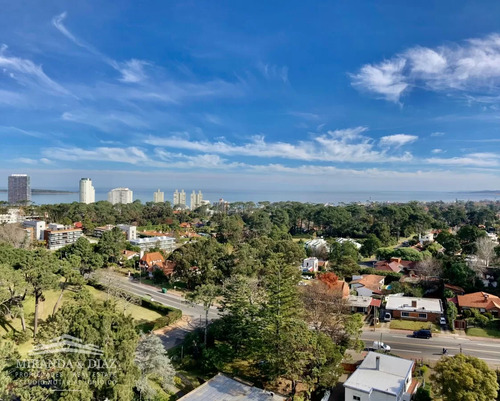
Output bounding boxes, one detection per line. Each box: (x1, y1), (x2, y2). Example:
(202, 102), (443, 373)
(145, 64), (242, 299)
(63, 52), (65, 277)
(414, 386), (432, 401)
(484, 312), (494, 321)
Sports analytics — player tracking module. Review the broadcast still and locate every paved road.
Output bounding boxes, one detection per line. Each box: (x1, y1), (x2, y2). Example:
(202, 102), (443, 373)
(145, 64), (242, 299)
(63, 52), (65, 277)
(362, 330), (500, 366)
(99, 273), (220, 348)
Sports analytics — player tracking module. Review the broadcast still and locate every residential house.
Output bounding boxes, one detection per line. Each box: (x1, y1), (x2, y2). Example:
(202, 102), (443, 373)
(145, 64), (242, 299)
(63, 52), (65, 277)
(344, 352), (417, 401)
(374, 258), (415, 274)
(301, 257), (319, 273)
(317, 260), (329, 270)
(122, 250), (139, 261)
(347, 295), (381, 314)
(457, 292), (500, 316)
(444, 284), (465, 296)
(385, 295), (443, 323)
(178, 373), (286, 401)
(140, 252), (165, 270)
(350, 274), (385, 297)
(336, 237), (362, 250)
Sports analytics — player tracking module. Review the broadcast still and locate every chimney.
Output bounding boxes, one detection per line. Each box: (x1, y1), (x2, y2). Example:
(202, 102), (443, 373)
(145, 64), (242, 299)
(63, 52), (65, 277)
(375, 356), (380, 370)
(411, 300), (417, 308)
(484, 293), (489, 302)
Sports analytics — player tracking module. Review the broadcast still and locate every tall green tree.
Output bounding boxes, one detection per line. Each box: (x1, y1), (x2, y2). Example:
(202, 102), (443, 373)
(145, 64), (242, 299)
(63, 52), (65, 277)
(97, 227), (127, 263)
(187, 283), (220, 346)
(431, 354), (498, 401)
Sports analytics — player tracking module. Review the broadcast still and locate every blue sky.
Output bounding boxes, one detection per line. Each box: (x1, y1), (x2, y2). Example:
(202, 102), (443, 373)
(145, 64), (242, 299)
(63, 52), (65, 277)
(1, 0), (500, 193)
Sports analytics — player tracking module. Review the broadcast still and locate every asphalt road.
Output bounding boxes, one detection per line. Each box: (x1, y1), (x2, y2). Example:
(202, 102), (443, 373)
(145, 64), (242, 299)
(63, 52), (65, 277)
(362, 330), (500, 366)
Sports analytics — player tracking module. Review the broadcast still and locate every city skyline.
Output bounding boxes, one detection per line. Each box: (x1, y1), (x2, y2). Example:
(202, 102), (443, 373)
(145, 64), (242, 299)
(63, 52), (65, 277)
(1, 2), (500, 192)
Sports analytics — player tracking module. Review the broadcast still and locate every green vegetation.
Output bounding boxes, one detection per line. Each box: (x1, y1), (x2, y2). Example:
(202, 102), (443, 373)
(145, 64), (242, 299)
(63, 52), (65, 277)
(389, 320), (439, 332)
(467, 319), (500, 338)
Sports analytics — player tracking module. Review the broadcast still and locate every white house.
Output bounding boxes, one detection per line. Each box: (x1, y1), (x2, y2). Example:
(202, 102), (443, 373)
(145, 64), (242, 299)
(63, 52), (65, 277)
(344, 352), (416, 401)
(301, 257), (319, 273)
(350, 274), (385, 297)
(336, 237), (362, 250)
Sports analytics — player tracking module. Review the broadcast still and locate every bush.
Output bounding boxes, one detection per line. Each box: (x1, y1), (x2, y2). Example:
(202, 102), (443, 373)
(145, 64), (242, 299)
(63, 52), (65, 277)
(4, 329), (32, 345)
(414, 386), (432, 401)
(484, 312), (494, 321)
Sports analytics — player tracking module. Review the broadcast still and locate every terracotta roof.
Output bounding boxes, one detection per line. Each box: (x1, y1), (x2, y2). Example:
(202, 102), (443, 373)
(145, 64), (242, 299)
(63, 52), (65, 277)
(351, 274), (385, 292)
(457, 292), (500, 311)
(370, 299), (381, 307)
(331, 280), (349, 299)
(375, 261), (402, 273)
(140, 252), (165, 266)
(149, 260), (176, 276)
(444, 284), (465, 294)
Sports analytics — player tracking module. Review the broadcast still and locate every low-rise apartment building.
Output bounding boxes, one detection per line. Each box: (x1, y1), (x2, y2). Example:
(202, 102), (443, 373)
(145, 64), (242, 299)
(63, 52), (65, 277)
(43, 226), (83, 250)
(129, 236), (176, 253)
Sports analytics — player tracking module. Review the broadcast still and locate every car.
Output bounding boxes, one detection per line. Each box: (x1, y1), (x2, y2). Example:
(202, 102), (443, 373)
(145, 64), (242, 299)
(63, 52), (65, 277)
(439, 317), (446, 325)
(413, 329), (432, 339)
(370, 341), (391, 352)
(383, 312), (392, 322)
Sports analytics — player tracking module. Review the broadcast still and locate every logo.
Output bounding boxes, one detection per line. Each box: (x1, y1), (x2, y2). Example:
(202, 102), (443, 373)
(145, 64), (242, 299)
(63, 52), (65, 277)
(29, 335), (104, 356)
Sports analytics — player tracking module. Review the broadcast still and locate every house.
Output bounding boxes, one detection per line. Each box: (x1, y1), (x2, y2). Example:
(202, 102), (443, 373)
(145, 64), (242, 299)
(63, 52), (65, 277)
(178, 373), (286, 401)
(344, 352), (417, 401)
(336, 237), (362, 250)
(122, 250), (139, 260)
(317, 260), (329, 270)
(457, 292), (500, 316)
(444, 284), (465, 296)
(374, 258), (415, 274)
(347, 295), (381, 314)
(350, 274), (385, 297)
(385, 295), (443, 323)
(301, 257), (319, 273)
(140, 252), (165, 269)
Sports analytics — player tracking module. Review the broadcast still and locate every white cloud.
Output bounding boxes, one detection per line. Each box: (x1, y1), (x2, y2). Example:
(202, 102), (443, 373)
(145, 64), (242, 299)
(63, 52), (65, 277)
(0, 44), (70, 95)
(379, 134), (418, 147)
(145, 126), (414, 163)
(426, 152), (500, 167)
(352, 33), (500, 102)
(257, 62), (289, 83)
(61, 110), (148, 131)
(431, 131), (445, 137)
(431, 148), (444, 154)
(42, 146), (151, 165)
(119, 59), (149, 83)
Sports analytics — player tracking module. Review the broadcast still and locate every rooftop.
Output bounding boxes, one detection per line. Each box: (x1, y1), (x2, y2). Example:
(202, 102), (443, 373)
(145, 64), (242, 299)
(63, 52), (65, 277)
(457, 292), (500, 310)
(178, 373), (286, 401)
(344, 352), (413, 396)
(385, 295), (443, 314)
(347, 295), (373, 308)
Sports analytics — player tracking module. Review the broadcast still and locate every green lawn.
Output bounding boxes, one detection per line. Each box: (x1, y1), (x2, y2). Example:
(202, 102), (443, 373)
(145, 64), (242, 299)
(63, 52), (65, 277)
(467, 320), (500, 338)
(389, 319), (439, 332)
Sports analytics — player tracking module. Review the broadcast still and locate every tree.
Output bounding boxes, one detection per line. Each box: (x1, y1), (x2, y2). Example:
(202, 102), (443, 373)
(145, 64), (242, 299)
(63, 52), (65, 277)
(52, 255), (85, 316)
(0, 340), (18, 399)
(135, 334), (175, 400)
(476, 237), (497, 268)
(97, 227), (127, 263)
(446, 301), (457, 329)
(436, 232), (461, 256)
(431, 354), (498, 401)
(415, 258), (442, 281)
(0, 263), (28, 331)
(360, 234), (382, 257)
(0, 223), (30, 249)
(457, 225), (486, 255)
(187, 283), (220, 346)
(20, 250), (59, 338)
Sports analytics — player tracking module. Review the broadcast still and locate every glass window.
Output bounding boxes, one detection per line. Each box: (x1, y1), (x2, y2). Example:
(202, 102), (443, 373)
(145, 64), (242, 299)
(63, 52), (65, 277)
(418, 313), (427, 318)
(353, 396), (361, 401)
(402, 312), (409, 317)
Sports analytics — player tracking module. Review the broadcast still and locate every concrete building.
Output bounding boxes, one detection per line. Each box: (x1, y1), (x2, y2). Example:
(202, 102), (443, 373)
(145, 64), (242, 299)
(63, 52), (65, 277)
(301, 257), (319, 273)
(344, 352), (416, 401)
(178, 373), (286, 401)
(190, 190), (203, 210)
(129, 236), (176, 253)
(385, 295), (443, 323)
(117, 224), (137, 240)
(23, 220), (46, 241)
(8, 174), (30, 205)
(43, 226), (83, 250)
(173, 189), (186, 207)
(108, 187), (133, 205)
(79, 178), (95, 204)
(0, 208), (23, 224)
(153, 189), (164, 203)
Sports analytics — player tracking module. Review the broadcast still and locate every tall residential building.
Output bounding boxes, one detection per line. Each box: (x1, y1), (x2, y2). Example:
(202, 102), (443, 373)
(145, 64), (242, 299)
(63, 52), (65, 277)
(8, 174), (31, 204)
(153, 189), (164, 203)
(173, 189), (186, 206)
(79, 178), (95, 204)
(108, 187), (133, 205)
(190, 190), (203, 210)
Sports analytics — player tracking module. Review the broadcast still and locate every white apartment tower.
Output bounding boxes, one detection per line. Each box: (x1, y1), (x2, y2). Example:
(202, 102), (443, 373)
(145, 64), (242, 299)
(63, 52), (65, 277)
(190, 190), (203, 210)
(153, 189), (164, 203)
(79, 178), (95, 204)
(108, 187), (133, 205)
(173, 189), (186, 206)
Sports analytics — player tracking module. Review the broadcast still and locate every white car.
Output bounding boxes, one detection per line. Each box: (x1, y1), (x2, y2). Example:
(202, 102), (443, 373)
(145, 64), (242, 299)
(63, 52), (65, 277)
(439, 317), (446, 325)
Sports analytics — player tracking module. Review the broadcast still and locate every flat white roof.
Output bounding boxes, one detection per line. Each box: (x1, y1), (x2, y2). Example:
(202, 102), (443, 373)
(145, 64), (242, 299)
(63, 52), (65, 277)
(348, 295), (372, 308)
(385, 295), (443, 314)
(344, 352), (413, 396)
(130, 236), (175, 244)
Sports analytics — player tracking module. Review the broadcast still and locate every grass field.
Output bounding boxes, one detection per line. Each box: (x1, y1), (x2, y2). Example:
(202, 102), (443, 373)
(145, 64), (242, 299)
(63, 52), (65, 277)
(389, 319), (439, 332)
(467, 320), (500, 338)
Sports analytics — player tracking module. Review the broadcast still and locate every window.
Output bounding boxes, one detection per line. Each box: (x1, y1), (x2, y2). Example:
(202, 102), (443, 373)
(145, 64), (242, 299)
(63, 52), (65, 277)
(353, 396), (361, 401)
(418, 313), (427, 319)
(402, 312), (410, 317)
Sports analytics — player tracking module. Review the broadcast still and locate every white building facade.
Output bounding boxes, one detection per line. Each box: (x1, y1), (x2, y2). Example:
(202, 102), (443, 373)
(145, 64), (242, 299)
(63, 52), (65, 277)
(129, 236), (176, 253)
(153, 189), (164, 203)
(190, 190), (203, 210)
(108, 188), (133, 205)
(173, 189), (187, 207)
(79, 178), (95, 204)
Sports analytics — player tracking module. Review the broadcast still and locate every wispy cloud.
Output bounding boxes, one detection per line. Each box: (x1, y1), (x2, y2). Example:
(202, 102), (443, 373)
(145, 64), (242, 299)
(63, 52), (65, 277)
(0, 126), (45, 138)
(352, 33), (500, 102)
(145, 126), (414, 163)
(0, 44), (70, 96)
(42, 146), (151, 165)
(61, 110), (149, 131)
(288, 111), (321, 121)
(379, 134), (418, 148)
(426, 152), (500, 167)
(431, 148), (444, 154)
(257, 62), (289, 83)
(430, 131), (445, 137)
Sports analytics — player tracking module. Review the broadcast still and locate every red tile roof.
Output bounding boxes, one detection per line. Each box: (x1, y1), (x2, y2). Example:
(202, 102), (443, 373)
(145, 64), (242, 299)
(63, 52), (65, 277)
(140, 252), (165, 267)
(370, 299), (382, 308)
(457, 292), (500, 311)
(350, 274), (385, 292)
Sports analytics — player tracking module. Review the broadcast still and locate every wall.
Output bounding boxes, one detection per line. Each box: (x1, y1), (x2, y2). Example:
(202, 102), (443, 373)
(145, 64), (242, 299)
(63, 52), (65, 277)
(390, 310), (441, 323)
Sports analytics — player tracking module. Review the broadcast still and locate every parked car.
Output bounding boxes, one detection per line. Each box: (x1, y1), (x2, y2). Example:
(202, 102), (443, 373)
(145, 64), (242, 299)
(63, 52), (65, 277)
(413, 329), (432, 339)
(370, 341), (391, 352)
(383, 312), (392, 322)
(439, 317), (446, 325)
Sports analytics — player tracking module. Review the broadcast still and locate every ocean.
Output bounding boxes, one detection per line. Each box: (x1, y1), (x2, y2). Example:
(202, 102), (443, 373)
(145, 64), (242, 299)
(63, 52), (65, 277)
(0, 190), (500, 206)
